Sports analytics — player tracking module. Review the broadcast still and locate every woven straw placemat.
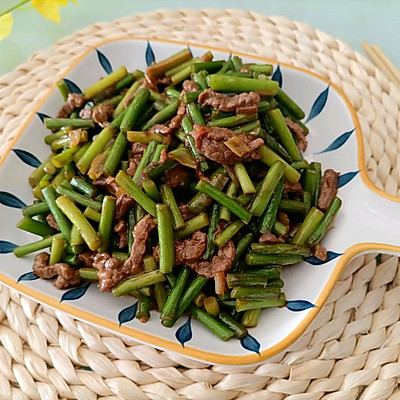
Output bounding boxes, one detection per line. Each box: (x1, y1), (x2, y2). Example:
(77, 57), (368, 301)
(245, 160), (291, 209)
(1, 8), (400, 399)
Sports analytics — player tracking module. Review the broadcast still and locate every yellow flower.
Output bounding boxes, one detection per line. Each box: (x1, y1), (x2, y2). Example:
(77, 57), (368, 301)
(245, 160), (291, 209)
(0, 13), (13, 40)
(31, 0), (76, 23)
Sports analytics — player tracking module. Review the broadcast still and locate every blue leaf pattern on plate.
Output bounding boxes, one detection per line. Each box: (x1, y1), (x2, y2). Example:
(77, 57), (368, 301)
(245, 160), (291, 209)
(305, 251), (343, 265)
(272, 65), (282, 88)
(305, 85), (329, 123)
(316, 129), (354, 154)
(17, 271), (39, 282)
(240, 334), (260, 355)
(96, 49), (113, 74)
(0, 191), (26, 208)
(286, 300), (316, 312)
(12, 149), (41, 168)
(338, 171), (359, 188)
(60, 283), (91, 302)
(118, 302), (138, 326)
(176, 317), (192, 347)
(63, 78), (82, 94)
(145, 42), (155, 67)
(36, 112), (50, 122)
(0, 240), (17, 253)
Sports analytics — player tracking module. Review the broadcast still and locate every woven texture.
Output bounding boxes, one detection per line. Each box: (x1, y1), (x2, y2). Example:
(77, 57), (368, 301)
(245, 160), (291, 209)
(0, 9), (400, 399)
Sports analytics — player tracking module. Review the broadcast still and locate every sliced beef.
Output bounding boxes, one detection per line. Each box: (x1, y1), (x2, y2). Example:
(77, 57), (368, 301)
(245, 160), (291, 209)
(277, 211), (290, 229)
(57, 93), (85, 118)
(186, 240), (235, 279)
(46, 213), (60, 230)
(142, 74), (158, 92)
(318, 169), (339, 211)
(183, 80), (200, 93)
(33, 252), (49, 270)
(92, 252), (131, 292)
(78, 251), (95, 268)
(115, 193), (135, 221)
(160, 148), (169, 163)
(33, 252), (81, 289)
(198, 89), (260, 115)
(149, 124), (170, 135)
(157, 76), (172, 86)
(93, 176), (120, 196)
(190, 125), (263, 165)
(148, 103), (186, 136)
(114, 220), (128, 249)
(127, 143), (147, 177)
(79, 102), (114, 127)
(285, 117), (308, 152)
(313, 243), (328, 261)
(165, 165), (188, 188)
(124, 214), (157, 274)
(284, 181), (303, 195)
(153, 231), (207, 265)
(168, 102), (186, 132)
(259, 233), (285, 244)
(179, 204), (194, 221)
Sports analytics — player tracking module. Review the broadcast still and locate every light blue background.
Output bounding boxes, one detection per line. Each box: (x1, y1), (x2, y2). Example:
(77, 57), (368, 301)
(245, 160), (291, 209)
(0, 0), (399, 77)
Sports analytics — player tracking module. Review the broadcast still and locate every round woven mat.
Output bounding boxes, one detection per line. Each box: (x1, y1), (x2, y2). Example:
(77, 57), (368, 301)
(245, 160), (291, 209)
(1, 8), (400, 399)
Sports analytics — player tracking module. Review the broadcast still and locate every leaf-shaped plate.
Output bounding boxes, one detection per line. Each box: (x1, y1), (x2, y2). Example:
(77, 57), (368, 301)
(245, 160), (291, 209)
(0, 38), (399, 366)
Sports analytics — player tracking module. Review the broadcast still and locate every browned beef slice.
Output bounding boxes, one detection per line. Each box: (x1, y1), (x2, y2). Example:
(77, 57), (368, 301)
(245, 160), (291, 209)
(190, 125), (263, 165)
(79, 102), (114, 127)
(93, 176), (120, 195)
(124, 214), (157, 274)
(115, 193), (135, 221)
(33, 252), (50, 271)
(198, 89), (260, 115)
(157, 76), (172, 86)
(186, 240), (235, 278)
(52, 266), (81, 289)
(313, 243), (327, 261)
(149, 124), (170, 135)
(284, 181), (303, 194)
(78, 251), (95, 267)
(114, 220), (128, 249)
(46, 213), (60, 230)
(33, 252), (81, 289)
(92, 252), (131, 292)
(153, 231), (207, 265)
(318, 169), (339, 211)
(160, 148), (169, 163)
(127, 143), (147, 177)
(57, 93), (85, 118)
(277, 211), (290, 230)
(149, 103), (187, 136)
(259, 233), (285, 244)
(178, 204), (194, 221)
(168, 103), (186, 131)
(284, 117), (308, 152)
(165, 165), (188, 188)
(183, 80), (200, 93)
(79, 108), (92, 119)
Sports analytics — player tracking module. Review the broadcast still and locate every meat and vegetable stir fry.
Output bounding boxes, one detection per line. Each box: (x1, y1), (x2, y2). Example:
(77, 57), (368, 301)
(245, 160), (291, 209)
(13, 49), (342, 341)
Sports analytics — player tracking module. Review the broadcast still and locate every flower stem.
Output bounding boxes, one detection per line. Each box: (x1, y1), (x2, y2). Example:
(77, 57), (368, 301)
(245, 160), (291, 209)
(0, 0), (31, 17)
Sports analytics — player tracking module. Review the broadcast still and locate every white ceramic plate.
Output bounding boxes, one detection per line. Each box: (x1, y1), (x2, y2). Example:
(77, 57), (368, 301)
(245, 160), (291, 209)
(1, 38), (399, 365)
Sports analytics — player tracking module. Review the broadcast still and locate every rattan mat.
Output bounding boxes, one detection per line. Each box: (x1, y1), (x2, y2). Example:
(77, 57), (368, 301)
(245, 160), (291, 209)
(1, 8), (400, 400)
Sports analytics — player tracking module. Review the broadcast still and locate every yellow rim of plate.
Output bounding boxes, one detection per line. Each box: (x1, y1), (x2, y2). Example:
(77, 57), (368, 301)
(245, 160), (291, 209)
(1, 37), (400, 365)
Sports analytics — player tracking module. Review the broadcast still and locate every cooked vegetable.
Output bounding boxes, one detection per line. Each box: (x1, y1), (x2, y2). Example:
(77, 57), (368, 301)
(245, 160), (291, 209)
(13, 48), (342, 343)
